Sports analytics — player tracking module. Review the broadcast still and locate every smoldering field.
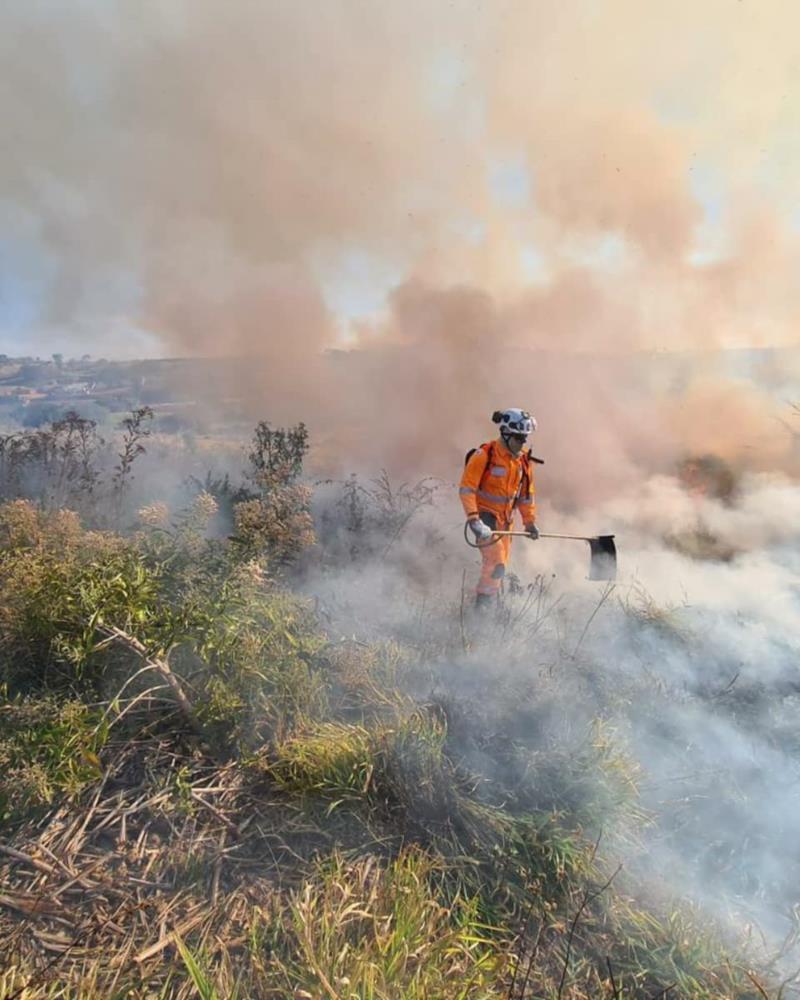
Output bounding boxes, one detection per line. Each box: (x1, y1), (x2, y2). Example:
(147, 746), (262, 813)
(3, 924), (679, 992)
(133, 378), (800, 960)
(5, 0), (800, 989)
(3, 351), (798, 988)
(306, 442), (800, 956)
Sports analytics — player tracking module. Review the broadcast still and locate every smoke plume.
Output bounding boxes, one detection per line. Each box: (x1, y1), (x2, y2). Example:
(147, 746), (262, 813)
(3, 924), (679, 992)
(3, 0), (800, 490)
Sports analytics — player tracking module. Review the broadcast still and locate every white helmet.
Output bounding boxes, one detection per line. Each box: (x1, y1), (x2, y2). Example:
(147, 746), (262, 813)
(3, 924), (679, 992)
(492, 408), (537, 439)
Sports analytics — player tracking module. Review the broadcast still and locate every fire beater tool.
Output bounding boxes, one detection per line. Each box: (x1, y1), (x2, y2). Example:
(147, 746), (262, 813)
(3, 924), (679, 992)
(464, 525), (617, 581)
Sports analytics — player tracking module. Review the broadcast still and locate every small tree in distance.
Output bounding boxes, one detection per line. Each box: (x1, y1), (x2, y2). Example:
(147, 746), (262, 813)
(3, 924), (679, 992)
(231, 420), (314, 567)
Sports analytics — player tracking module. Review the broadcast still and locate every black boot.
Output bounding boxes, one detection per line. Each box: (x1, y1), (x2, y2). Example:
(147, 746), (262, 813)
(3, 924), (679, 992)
(474, 593), (493, 612)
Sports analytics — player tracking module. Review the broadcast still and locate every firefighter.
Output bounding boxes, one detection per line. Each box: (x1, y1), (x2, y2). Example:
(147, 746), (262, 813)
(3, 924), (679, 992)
(459, 409), (538, 608)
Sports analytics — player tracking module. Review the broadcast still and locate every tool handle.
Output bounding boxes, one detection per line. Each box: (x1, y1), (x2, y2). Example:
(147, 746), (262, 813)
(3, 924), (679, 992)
(463, 523), (611, 549)
(490, 530), (594, 542)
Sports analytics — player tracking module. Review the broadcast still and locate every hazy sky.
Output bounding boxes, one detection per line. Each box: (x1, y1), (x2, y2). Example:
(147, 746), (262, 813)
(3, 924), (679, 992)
(3, 1), (800, 359)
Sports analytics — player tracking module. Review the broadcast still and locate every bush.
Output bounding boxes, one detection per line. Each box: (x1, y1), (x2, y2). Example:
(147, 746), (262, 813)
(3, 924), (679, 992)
(0, 407), (153, 523)
(0, 696), (107, 825)
(316, 470), (440, 563)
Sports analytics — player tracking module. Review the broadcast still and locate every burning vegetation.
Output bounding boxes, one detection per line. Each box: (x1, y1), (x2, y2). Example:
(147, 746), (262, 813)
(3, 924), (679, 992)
(4, 0), (800, 992)
(663, 454), (742, 563)
(0, 412), (794, 999)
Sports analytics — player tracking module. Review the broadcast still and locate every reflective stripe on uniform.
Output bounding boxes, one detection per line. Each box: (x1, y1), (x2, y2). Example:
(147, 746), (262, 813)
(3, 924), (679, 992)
(517, 497), (533, 505)
(477, 489), (510, 503)
(459, 487), (476, 495)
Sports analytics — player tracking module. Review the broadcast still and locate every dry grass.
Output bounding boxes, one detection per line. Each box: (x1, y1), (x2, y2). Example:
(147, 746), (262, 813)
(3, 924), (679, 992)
(0, 501), (781, 999)
(0, 730), (511, 998)
(0, 719), (769, 999)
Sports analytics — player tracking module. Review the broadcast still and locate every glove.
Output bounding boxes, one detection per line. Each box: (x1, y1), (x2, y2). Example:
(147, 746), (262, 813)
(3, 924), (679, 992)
(525, 522), (540, 540)
(468, 518), (493, 542)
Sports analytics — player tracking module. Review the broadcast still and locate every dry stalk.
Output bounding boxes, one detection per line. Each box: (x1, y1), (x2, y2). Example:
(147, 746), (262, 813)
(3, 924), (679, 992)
(557, 864), (622, 999)
(102, 626), (196, 726)
(572, 583), (616, 659)
(133, 905), (209, 965)
(606, 956), (621, 999)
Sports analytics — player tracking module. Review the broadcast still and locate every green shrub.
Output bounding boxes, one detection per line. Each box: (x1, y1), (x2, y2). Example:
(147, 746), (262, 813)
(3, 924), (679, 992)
(0, 695), (107, 826)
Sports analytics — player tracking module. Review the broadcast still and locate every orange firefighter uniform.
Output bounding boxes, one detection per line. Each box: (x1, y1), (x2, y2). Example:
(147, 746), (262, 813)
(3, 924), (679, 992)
(459, 440), (536, 596)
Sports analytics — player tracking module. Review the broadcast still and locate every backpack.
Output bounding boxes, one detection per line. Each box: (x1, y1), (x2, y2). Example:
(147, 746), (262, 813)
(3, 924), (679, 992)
(464, 441), (495, 469)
